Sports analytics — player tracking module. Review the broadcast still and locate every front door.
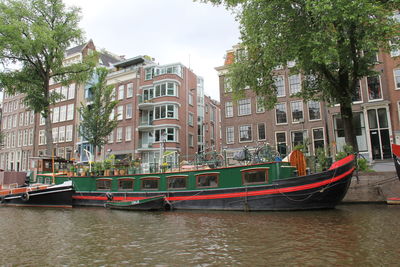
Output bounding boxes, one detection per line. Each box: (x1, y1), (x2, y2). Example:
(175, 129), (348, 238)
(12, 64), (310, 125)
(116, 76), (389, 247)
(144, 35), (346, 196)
(367, 108), (392, 160)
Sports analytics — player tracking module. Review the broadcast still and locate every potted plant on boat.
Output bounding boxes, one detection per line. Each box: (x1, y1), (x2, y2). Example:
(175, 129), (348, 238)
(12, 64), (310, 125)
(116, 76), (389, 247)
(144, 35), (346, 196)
(69, 165), (76, 176)
(93, 161), (104, 176)
(103, 159), (112, 176)
(119, 165), (127, 175)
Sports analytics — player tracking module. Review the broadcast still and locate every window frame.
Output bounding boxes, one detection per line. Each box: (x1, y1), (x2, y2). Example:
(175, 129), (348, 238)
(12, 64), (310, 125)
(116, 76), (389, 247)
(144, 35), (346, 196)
(196, 172), (219, 188)
(167, 175), (188, 190)
(239, 124), (253, 143)
(275, 102), (288, 125)
(241, 167), (269, 185)
(96, 178), (112, 190)
(140, 177), (160, 191)
(118, 178), (135, 191)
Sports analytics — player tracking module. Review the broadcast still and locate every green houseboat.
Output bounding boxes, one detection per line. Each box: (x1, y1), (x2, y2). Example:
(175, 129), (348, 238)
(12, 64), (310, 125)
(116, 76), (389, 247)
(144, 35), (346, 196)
(35, 154), (355, 211)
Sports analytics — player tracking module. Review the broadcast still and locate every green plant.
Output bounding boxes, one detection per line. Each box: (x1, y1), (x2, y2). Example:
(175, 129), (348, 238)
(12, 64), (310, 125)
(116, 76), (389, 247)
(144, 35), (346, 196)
(357, 158), (374, 172)
(335, 145), (354, 160)
(315, 148), (329, 172)
(103, 159), (112, 170)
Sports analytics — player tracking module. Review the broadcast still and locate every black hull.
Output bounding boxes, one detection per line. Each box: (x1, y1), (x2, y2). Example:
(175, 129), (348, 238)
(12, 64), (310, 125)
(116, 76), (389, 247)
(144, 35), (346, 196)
(73, 158), (354, 211)
(0, 186), (73, 208)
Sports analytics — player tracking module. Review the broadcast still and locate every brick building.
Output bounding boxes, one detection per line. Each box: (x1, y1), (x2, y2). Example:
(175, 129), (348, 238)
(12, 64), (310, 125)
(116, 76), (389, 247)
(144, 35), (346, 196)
(216, 44), (400, 162)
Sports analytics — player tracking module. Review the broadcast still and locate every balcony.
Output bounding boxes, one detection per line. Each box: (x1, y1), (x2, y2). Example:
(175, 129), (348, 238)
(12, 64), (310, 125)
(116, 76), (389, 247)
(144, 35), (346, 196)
(138, 95), (155, 109)
(138, 120), (154, 130)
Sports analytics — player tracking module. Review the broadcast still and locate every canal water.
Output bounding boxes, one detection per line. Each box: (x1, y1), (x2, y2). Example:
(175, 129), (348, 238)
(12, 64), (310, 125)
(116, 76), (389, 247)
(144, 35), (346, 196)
(0, 204), (399, 266)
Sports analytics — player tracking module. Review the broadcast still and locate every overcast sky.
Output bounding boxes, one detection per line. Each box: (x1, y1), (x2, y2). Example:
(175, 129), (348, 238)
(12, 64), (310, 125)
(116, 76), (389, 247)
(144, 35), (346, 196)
(63, 0), (241, 101)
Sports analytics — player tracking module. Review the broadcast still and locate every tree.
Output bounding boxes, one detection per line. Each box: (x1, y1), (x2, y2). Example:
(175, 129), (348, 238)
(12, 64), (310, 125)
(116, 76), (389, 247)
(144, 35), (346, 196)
(0, 0), (95, 156)
(78, 67), (119, 161)
(203, 0), (400, 152)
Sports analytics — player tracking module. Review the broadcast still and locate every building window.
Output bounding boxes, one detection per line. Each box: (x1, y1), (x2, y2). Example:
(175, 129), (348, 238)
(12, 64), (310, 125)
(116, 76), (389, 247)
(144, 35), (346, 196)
(126, 104), (133, 119)
(291, 101), (304, 123)
(188, 112), (194, 126)
(239, 125), (252, 142)
(275, 103), (288, 124)
(59, 105), (66, 122)
(96, 179), (112, 190)
(118, 85), (124, 100)
(394, 69), (400, 90)
(141, 177), (159, 190)
(127, 83), (133, 98)
(154, 104), (177, 120)
(276, 132), (287, 157)
(312, 128), (325, 152)
(68, 84), (75, 100)
(118, 178), (134, 191)
(258, 123), (266, 140)
(59, 126), (65, 143)
(154, 82), (178, 97)
(67, 104), (74, 121)
(291, 130), (308, 151)
(13, 114), (17, 128)
(66, 125), (73, 142)
(53, 107), (59, 123)
(125, 126), (132, 141)
(225, 101), (233, 117)
(189, 93), (193, 106)
(242, 168), (268, 185)
(334, 112), (368, 152)
(39, 130), (46, 145)
(224, 77), (232, 93)
(154, 128), (177, 142)
(117, 106), (123, 120)
(196, 173), (219, 188)
(308, 101), (321, 121)
(256, 96), (265, 113)
(274, 76), (285, 97)
(52, 127), (58, 143)
(367, 76), (382, 100)
(188, 134), (194, 147)
(226, 126), (234, 144)
(238, 98), (251, 116)
(289, 74), (301, 95)
(167, 176), (187, 190)
(145, 68), (153, 80)
(116, 127), (123, 142)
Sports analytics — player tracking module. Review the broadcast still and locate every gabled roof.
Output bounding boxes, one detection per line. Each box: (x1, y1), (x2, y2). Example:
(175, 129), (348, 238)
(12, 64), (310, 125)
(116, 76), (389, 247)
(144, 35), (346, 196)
(65, 43), (87, 56)
(100, 52), (121, 67)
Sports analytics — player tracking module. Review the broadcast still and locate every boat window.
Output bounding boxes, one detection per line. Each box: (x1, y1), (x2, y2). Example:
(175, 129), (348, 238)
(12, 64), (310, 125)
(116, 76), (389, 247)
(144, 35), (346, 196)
(118, 178), (134, 191)
(196, 173), (219, 188)
(141, 177), (159, 190)
(242, 168), (268, 185)
(167, 176), (187, 189)
(96, 179), (112, 190)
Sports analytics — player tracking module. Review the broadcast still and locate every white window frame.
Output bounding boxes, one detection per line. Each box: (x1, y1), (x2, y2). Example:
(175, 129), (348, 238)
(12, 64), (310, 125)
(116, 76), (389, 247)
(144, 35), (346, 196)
(257, 123), (266, 141)
(39, 130), (46, 145)
(394, 69), (400, 90)
(238, 98), (251, 116)
(125, 126), (132, 141)
(226, 126), (234, 144)
(312, 127), (325, 153)
(53, 107), (60, 123)
(238, 124), (253, 143)
(289, 74), (301, 95)
(225, 101), (233, 118)
(59, 105), (67, 122)
(126, 103), (133, 119)
(308, 101), (321, 121)
(275, 102), (288, 125)
(116, 127), (123, 142)
(274, 75), (286, 97)
(188, 112), (194, 127)
(66, 125), (73, 142)
(290, 100), (304, 123)
(118, 85), (124, 100)
(68, 84), (76, 100)
(366, 75), (383, 101)
(117, 106), (124, 121)
(275, 131), (288, 155)
(127, 83), (133, 98)
(58, 126), (65, 143)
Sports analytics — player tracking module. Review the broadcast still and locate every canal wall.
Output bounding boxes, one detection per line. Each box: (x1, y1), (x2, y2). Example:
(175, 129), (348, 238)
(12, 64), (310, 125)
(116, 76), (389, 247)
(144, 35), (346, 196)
(342, 171), (400, 203)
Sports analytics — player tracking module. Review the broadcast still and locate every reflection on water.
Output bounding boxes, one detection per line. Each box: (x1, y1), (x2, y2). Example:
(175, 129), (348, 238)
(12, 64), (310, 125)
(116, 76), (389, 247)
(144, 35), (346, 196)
(0, 204), (399, 266)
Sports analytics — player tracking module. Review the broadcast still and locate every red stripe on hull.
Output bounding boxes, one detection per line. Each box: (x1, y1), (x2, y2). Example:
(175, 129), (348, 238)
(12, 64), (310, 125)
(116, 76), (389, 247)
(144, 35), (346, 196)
(166, 167), (354, 201)
(73, 196), (152, 201)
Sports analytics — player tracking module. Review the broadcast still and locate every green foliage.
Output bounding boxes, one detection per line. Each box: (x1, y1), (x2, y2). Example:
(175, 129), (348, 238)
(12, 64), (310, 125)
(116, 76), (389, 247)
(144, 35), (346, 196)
(103, 159), (112, 170)
(201, 0), (400, 151)
(357, 158), (374, 172)
(315, 148), (329, 172)
(335, 144), (354, 160)
(78, 67), (119, 156)
(0, 0), (96, 155)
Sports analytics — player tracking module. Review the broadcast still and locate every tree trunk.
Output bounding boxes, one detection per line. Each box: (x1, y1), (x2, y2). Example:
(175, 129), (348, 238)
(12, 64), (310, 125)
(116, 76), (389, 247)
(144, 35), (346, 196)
(44, 112), (54, 157)
(339, 100), (359, 153)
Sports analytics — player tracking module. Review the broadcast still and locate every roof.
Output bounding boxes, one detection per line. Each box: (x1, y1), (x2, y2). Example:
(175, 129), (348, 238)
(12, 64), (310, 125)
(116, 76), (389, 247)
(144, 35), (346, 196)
(65, 43), (87, 57)
(100, 52), (121, 67)
(113, 56), (148, 68)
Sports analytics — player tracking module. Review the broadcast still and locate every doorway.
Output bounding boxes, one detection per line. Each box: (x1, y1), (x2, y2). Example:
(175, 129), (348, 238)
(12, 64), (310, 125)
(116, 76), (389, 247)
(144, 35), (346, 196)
(367, 108), (392, 160)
